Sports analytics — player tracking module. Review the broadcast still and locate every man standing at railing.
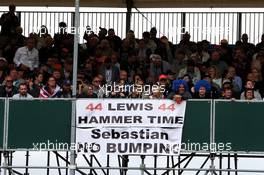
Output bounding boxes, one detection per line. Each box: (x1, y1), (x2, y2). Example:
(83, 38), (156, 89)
(0, 4), (20, 37)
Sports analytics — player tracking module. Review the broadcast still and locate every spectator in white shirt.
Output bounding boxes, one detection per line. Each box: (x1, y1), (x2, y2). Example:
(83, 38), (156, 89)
(12, 83), (33, 99)
(13, 37), (39, 71)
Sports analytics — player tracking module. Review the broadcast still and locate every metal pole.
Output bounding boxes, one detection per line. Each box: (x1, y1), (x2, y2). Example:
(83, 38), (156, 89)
(2, 165), (264, 173)
(140, 155), (145, 175)
(125, 0), (133, 33)
(237, 13), (242, 42)
(181, 12), (186, 35)
(72, 0), (80, 97)
(47, 151), (50, 175)
(0, 151), (2, 174)
(210, 100), (216, 175)
(70, 0), (80, 173)
(3, 98), (9, 175)
(25, 151), (30, 175)
(70, 100), (77, 175)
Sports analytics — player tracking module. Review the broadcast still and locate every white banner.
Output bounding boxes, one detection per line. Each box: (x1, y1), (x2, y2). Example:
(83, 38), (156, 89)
(76, 99), (186, 155)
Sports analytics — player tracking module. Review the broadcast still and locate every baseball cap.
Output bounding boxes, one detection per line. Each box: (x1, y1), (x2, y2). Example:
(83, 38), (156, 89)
(63, 80), (71, 86)
(159, 74), (168, 80)
(0, 57), (7, 62)
(150, 54), (161, 61)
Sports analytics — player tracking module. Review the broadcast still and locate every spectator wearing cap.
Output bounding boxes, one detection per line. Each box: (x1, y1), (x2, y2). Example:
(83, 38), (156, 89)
(39, 76), (61, 98)
(178, 59), (201, 84)
(13, 37), (39, 71)
(193, 80), (212, 99)
(221, 87), (234, 100)
(170, 79), (192, 100)
(0, 75), (17, 97)
(98, 57), (119, 84)
(221, 79), (240, 99)
(157, 74), (171, 98)
(149, 54), (171, 83)
(12, 82), (33, 99)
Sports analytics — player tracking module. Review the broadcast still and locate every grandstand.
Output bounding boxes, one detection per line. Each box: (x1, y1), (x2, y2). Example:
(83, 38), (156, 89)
(0, 0), (264, 174)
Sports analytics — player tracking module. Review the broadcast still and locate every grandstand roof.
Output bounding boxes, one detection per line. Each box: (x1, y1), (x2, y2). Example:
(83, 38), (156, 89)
(2, 0), (264, 7)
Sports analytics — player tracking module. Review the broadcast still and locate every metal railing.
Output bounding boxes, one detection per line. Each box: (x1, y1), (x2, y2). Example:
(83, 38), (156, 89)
(1, 99), (264, 174)
(1, 10), (264, 44)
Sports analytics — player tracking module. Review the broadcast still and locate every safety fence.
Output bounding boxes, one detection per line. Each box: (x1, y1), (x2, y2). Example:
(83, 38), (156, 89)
(0, 98), (264, 174)
(1, 10), (264, 44)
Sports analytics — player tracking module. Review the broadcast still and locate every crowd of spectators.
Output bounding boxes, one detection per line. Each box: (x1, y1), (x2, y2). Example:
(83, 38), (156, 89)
(1, 4), (264, 100)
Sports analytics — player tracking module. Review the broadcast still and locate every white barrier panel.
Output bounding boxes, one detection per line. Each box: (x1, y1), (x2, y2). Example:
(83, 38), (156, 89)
(76, 99), (186, 155)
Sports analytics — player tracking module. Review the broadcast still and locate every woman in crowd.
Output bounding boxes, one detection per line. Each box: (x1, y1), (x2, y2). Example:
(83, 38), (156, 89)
(39, 76), (61, 98)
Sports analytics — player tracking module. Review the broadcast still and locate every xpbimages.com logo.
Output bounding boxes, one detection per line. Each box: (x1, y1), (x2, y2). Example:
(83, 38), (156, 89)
(98, 82), (166, 96)
(31, 140), (232, 153)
